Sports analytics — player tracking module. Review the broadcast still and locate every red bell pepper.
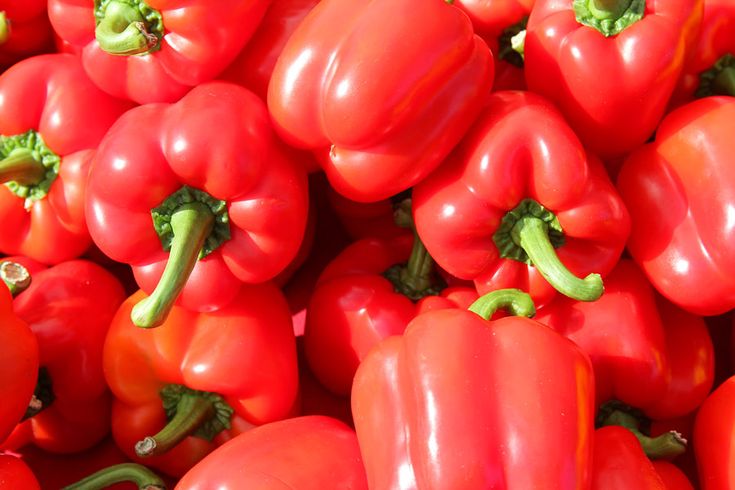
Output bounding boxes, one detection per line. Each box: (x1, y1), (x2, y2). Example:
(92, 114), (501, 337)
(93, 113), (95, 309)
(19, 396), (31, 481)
(0, 0), (54, 70)
(103, 285), (299, 477)
(219, 0), (320, 101)
(617, 96), (735, 316)
(327, 188), (406, 241)
(652, 461), (695, 490)
(0, 262), (37, 446)
(0, 54), (133, 265)
(86, 81), (308, 328)
(305, 229), (476, 396)
(523, 0), (703, 159)
(591, 426), (667, 490)
(670, 0), (735, 106)
(0, 454), (40, 490)
(1, 260), (125, 454)
(48, 0), (270, 104)
(413, 91), (630, 307)
(352, 289), (595, 489)
(535, 259), (714, 420)
(693, 375), (735, 490)
(175, 416), (367, 489)
(268, 0), (494, 202)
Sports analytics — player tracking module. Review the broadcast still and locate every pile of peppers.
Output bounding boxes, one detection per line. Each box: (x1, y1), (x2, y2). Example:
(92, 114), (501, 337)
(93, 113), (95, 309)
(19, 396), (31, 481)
(1, 0), (735, 488)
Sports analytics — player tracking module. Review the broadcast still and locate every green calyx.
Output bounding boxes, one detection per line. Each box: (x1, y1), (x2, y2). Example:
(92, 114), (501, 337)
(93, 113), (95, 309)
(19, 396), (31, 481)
(695, 53), (735, 98)
(468, 288), (536, 320)
(573, 0), (645, 37)
(152, 186), (230, 259)
(498, 17), (528, 68)
(94, 0), (163, 56)
(494, 199), (603, 302)
(135, 384), (234, 458)
(22, 367), (54, 421)
(597, 400), (687, 459)
(0, 130), (60, 209)
(62, 463), (166, 490)
(0, 12), (9, 45)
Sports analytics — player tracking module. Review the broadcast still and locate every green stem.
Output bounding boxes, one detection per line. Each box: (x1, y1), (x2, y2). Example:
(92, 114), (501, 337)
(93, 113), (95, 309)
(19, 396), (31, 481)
(573, 0), (644, 36)
(0, 149), (46, 186)
(600, 409), (687, 459)
(95, 1), (158, 55)
(712, 66), (735, 97)
(587, 0), (633, 20)
(62, 463), (166, 490)
(131, 202), (214, 328)
(0, 12), (8, 45)
(398, 230), (435, 294)
(468, 288), (536, 320)
(513, 216), (603, 301)
(135, 394), (214, 458)
(0, 261), (30, 297)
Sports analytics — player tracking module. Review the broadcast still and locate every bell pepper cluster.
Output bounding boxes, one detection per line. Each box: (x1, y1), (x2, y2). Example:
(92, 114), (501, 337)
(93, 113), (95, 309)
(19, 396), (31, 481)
(1, 0), (735, 488)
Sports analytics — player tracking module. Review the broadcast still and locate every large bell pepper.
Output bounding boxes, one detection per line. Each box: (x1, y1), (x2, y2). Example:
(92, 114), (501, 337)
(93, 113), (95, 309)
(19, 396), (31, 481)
(1, 260), (125, 454)
(175, 416), (367, 489)
(0, 54), (133, 265)
(670, 0), (735, 106)
(413, 91), (630, 308)
(535, 259), (714, 420)
(352, 289), (595, 489)
(0, 455), (40, 490)
(0, 0), (54, 70)
(0, 262), (37, 446)
(268, 0), (494, 202)
(617, 96), (735, 316)
(48, 0), (270, 104)
(523, 0), (703, 159)
(103, 285), (299, 477)
(86, 81), (308, 328)
(591, 426), (667, 490)
(693, 375), (735, 490)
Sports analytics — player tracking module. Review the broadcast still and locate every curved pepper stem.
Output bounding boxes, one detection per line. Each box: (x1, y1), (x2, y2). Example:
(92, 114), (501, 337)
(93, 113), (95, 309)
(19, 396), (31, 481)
(62, 463), (166, 490)
(469, 288), (536, 320)
(131, 202), (214, 328)
(95, 0), (159, 56)
(600, 408), (687, 459)
(713, 66), (735, 97)
(573, 0), (644, 36)
(135, 385), (233, 458)
(0, 12), (8, 45)
(0, 149), (46, 186)
(0, 261), (31, 297)
(515, 216), (603, 301)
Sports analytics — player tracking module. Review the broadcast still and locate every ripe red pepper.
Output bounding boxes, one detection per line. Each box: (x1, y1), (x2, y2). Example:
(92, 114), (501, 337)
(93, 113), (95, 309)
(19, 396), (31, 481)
(48, 0), (270, 104)
(352, 289), (595, 489)
(535, 259), (714, 420)
(413, 91), (630, 308)
(617, 96), (735, 316)
(652, 461), (695, 490)
(0, 54), (133, 265)
(103, 285), (299, 477)
(176, 416), (367, 489)
(0, 0), (54, 70)
(0, 262), (37, 446)
(327, 189), (406, 241)
(86, 81), (308, 328)
(591, 426), (666, 490)
(0, 454), (40, 490)
(670, 0), (735, 106)
(268, 0), (494, 202)
(1, 260), (125, 454)
(693, 375), (735, 490)
(305, 231), (476, 396)
(523, 0), (703, 159)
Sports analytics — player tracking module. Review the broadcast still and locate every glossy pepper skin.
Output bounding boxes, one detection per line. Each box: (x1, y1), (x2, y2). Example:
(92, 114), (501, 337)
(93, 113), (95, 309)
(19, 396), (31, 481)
(48, 0), (270, 104)
(2, 260), (125, 454)
(693, 375), (735, 490)
(670, 0), (735, 106)
(413, 91), (630, 308)
(352, 290), (595, 490)
(535, 259), (714, 420)
(175, 416), (367, 489)
(268, 0), (494, 202)
(86, 81), (308, 328)
(591, 426), (666, 490)
(0, 455), (40, 490)
(0, 54), (133, 265)
(0, 0), (54, 70)
(523, 0), (703, 159)
(304, 233), (477, 396)
(617, 96), (735, 316)
(103, 285), (299, 477)
(652, 461), (695, 490)
(0, 266), (37, 445)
